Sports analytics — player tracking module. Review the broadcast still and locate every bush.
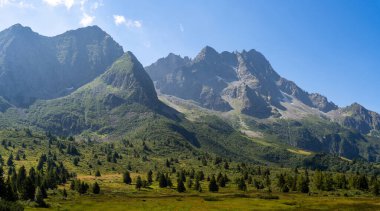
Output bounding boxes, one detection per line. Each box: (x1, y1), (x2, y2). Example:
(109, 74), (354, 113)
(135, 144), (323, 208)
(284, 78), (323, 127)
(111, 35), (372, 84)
(0, 200), (24, 211)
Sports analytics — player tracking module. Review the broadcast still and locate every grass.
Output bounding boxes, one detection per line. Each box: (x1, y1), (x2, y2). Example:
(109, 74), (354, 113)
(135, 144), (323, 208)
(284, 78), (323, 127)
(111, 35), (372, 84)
(25, 188), (380, 210)
(1, 129), (380, 210)
(287, 148), (313, 156)
(21, 173), (380, 211)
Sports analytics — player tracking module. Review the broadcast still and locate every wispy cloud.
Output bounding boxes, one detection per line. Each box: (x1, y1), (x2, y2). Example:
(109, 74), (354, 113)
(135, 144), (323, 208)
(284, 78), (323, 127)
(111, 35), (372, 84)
(179, 23), (184, 32)
(78, 0), (101, 27)
(0, 0), (35, 8)
(79, 13), (94, 26)
(17, 1), (35, 8)
(113, 15), (142, 28)
(43, 0), (75, 9)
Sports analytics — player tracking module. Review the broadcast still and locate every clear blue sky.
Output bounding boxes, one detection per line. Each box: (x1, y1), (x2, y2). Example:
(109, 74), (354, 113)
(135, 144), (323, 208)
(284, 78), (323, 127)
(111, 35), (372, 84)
(1, 0), (380, 112)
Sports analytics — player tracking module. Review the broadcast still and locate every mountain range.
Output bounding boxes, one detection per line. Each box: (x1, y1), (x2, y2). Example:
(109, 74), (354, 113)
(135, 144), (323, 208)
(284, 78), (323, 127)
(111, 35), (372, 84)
(0, 24), (380, 165)
(146, 46), (380, 137)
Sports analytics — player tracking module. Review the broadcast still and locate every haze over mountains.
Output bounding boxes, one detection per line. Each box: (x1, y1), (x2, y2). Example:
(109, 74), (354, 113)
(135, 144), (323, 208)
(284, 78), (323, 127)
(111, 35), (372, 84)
(0, 24), (380, 164)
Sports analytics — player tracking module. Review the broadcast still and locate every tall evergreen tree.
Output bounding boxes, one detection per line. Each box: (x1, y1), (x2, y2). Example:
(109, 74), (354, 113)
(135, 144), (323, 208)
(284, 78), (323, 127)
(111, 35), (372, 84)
(0, 166), (6, 199)
(92, 182), (100, 194)
(135, 176), (143, 190)
(123, 171), (132, 184)
(22, 177), (36, 200)
(237, 178), (247, 191)
(177, 179), (186, 193)
(95, 170), (101, 177)
(4, 178), (18, 201)
(208, 175), (219, 192)
(35, 187), (47, 207)
(159, 174), (167, 188)
(147, 170), (153, 184)
(7, 153), (14, 166)
(297, 175), (309, 193)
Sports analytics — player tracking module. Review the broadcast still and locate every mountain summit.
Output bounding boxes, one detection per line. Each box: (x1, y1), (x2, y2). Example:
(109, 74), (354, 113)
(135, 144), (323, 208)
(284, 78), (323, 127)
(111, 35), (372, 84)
(0, 24), (123, 107)
(146, 46), (337, 118)
(27, 52), (167, 135)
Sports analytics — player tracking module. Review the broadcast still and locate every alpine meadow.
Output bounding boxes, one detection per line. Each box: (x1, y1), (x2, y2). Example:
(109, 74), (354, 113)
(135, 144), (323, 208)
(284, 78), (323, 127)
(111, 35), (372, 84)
(1, 1), (380, 210)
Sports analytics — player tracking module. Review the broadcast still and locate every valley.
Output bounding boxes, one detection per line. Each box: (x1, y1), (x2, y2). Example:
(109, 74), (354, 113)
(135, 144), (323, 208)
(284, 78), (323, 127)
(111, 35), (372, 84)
(0, 23), (379, 210)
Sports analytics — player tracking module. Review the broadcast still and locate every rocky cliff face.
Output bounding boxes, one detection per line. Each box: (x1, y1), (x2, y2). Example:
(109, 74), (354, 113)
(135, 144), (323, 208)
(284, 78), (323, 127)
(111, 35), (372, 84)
(329, 103), (380, 135)
(0, 24), (124, 107)
(146, 46), (337, 118)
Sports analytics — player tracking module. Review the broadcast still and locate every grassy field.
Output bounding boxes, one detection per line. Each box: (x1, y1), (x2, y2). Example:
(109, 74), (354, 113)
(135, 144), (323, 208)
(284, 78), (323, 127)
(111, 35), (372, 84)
(24, 173), (380, 211)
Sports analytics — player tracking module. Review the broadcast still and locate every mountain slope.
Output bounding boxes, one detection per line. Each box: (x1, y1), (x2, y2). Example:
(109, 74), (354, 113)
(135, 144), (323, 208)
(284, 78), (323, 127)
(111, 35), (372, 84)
(329, 103), (380, 136)
(146, 46), (337, 118)
(27, 52), (174, 136)
(24, 51), (303, 165)
(146, 46), (380, 161)
(0, 24), (123, 107)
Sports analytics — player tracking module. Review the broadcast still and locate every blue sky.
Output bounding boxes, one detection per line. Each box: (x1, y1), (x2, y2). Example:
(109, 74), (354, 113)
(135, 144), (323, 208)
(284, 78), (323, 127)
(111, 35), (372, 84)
(1, 0), (380, 112)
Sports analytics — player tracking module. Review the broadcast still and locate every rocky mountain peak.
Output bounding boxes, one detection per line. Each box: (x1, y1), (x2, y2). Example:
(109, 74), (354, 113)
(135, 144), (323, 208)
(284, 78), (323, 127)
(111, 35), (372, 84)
(146, 46), (339, 118)
(193, 46), (220, 63)
(0, 24), (124, 107)
(6, 23), (34, 33)
(101, 52), (158, 106)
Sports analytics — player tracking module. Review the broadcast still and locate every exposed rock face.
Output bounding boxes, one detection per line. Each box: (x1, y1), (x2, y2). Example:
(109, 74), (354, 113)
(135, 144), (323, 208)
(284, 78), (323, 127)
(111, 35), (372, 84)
(0, 24), (124, 107)
(329, 103), (380, 135)
(146, 46), (337, 118)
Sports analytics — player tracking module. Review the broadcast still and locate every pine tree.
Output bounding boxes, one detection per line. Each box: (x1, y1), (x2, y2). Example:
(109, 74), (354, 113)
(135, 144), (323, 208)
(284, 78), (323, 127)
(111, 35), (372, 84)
(4, 178), (18, 201)
(123, 171), (132, 184)
(237, 178), (247, 191)
(17, 166), (27, 193)
(35, 187), (47, 207)
(0, 166), (5, 199)
(159, 174), (167, 188)
(264, 174), (271, 190)
(78, 182), (89, 194)
(166, 174), (173, 187)
(177, 179), (186, 193)
(196, 171), (205, 181)
(282, 184), (290, 193)
(135, 176), (143, 190)
(297, 175), (309, 193)
(356, 174), (369, 191)
(208, 175), (219, 192)
(147, 170), (153, 184)
(95, 170), (101, 177)
(40, 185), (48, 198)
(7, 153), (14, 166)
(15, 153), (20, 161)
(37, 157), (45, 171)
(277, 173), (286, 189)
(23, 177), (36, 200)
(92, 182), (100, 194)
